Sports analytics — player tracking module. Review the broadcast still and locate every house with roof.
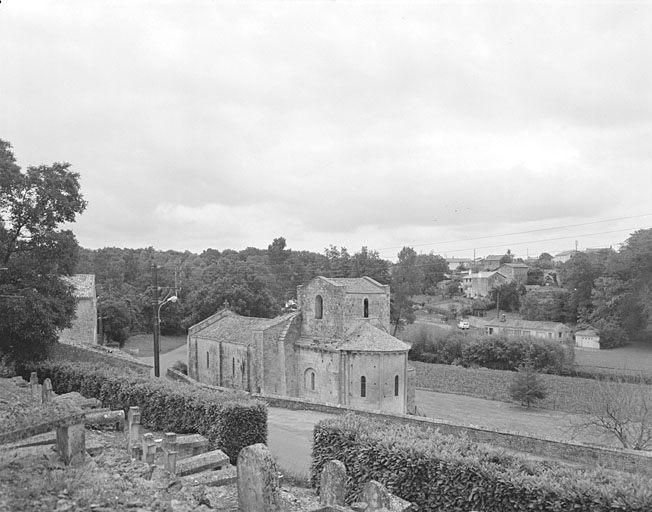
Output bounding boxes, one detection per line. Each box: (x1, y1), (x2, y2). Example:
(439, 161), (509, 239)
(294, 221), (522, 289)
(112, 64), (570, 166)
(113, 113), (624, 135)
(497, 262), (530, 284)
(479, 317), (572, 343)
(445, 257), (473, 272)
(552, 250), (578, 264)
(575, 328), (600, 349)
(462, 271), (508, 298)
(59, 274), (97, 345)
(187, 276), (412, 414)
(482, 255), (505, 271)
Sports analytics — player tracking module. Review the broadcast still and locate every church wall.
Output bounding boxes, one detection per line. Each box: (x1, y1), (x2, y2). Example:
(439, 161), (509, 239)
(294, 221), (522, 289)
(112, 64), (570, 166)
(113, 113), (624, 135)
(261, 322), (287, 395)
(220, 341), (249, 391)
(194, 337), (222, 387)
(298, 280), (346, 339)
(283, 315), (302, 397)
(296, 346), (340, 404)
(346, 352), (406, 414)
(59, 297), (98, 344)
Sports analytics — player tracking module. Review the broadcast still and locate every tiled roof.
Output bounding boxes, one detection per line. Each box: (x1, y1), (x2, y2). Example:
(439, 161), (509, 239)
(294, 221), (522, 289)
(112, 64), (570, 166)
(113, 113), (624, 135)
(336, 322), (410, 352)
(194, 311), (291, 345)
(478, 318), (570, 331)
(501, 263), (529, 268)
(317, 276), (387, 294)
(63, 274), (95, 298)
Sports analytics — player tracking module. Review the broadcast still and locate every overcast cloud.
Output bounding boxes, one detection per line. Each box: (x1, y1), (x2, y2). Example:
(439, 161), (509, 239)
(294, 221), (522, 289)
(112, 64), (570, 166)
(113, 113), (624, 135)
(2, 1), (652, 260)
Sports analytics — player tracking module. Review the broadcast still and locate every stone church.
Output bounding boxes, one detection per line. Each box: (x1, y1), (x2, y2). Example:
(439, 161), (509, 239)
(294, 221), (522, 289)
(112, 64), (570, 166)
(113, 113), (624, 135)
(187, 276), (413, 414)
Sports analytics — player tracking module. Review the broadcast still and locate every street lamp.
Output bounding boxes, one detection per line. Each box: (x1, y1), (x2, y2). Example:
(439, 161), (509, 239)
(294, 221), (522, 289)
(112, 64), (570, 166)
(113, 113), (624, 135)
(153, 294), (178, 378)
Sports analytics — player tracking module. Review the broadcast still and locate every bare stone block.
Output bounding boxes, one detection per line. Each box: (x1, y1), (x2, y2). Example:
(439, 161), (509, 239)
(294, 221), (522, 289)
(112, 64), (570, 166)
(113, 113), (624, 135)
(362, 481), (390, 512)
(237, 443), (281, 512)
(56, 422), (85, 465)
(320, 459), (347, 507)
(141, 433), (156, 464)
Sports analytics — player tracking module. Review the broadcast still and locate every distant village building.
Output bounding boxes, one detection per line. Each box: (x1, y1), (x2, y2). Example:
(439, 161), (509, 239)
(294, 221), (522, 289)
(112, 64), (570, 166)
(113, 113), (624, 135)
(552, 250), (578, 264)
(575, 328), (601, 349)
(496, 262), (529, 284)
(445, 257), (473, 272)
(482, 255), (505, 271)
(187, 276), (412, 414)
(479, 317), (572, 343)
(462, 271), (508, 298)
(59, 274), (97, 344)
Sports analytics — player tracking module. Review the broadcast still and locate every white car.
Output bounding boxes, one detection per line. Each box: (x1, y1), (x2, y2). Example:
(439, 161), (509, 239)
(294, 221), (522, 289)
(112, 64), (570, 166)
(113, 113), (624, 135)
(457, 321), (470, 330)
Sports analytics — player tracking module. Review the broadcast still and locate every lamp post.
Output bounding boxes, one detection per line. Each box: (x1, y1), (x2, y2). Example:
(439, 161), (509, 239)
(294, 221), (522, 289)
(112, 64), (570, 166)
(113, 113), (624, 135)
(151, 263), (178, 378)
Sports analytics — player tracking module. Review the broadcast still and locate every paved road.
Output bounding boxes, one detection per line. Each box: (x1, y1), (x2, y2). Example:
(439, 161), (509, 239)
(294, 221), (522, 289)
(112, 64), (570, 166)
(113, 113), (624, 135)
(267, 407), (337, 479)
(137, 344), (187, 377)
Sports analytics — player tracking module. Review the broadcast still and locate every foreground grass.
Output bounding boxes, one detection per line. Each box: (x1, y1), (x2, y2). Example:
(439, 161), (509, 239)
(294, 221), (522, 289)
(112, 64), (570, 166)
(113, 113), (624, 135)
(122, 334), (186, 357)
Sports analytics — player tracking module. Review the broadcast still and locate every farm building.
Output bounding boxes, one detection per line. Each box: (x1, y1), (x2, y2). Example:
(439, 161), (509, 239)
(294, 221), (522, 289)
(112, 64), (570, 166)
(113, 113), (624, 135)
(575, 329), (601, 349)
(187, 276), (413, 414)
(479, 317), (572, 343)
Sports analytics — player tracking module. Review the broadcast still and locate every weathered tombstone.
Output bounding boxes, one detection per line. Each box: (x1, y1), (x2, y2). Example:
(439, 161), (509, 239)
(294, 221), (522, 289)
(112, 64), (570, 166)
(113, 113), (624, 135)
(362, 481), (390, 511)
(141, 432), (156, 464)
(41, 378), (53, 403)
(163, 432), (178, 474)
(127, 406), (141, 459)
(56, 422), (85, 465)
(237, 443), (281, 512)
(320, 459), (347, 507)
(29, 372), (42, 403)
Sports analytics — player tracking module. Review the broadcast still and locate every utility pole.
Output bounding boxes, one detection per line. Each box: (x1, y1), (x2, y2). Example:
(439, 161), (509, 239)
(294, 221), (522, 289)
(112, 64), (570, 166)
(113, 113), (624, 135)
(152, 263), (160, 378)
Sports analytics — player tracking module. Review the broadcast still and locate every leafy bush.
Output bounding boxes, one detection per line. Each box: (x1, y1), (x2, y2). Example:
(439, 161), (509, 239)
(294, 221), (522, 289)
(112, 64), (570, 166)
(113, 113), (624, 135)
(312, 414), (652, 511)
(171, 360), (188, 375)
(18, 360), (266, 462)
(407, 327), (573, 374)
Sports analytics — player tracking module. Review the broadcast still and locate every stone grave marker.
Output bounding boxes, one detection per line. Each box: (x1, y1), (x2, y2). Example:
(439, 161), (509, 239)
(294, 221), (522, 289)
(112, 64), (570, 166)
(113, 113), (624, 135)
(237, 443), (281, 512)
(320, 459), (347, 507)
(362, 480), (390, 511)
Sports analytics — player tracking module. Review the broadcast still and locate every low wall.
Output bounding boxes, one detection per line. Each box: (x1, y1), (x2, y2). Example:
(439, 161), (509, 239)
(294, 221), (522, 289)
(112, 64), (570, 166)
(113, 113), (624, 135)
(52, 342), (151, 374)
(166, 368), (652, 476)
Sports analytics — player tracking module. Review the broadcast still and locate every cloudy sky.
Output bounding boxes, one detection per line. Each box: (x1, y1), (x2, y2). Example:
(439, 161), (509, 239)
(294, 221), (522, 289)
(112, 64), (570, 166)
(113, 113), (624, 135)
(2, 1), (652, 261)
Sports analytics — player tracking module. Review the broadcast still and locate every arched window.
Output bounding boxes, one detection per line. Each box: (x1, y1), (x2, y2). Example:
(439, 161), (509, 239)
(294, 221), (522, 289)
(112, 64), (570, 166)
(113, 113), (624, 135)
(363, 298), (369, 318)
(360, 376), (366, 398)
(304, 368), (316, 391)
(315, 295), (323, 319)
(394, 375), (399, 397)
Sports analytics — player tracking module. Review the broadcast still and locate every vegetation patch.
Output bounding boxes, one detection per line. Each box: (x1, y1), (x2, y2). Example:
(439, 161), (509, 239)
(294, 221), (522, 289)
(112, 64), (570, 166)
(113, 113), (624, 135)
(17, 360), (266, 463)
(312, 414), (652, 511)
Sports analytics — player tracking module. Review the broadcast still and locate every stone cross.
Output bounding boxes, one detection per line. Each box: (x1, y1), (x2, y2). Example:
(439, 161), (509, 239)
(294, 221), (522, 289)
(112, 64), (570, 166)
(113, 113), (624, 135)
(237, 443), (281, 512)
(141, 432), (157, 464)
(127, 406), (141, 459)
(320, 459), (347, 507)
(163, 432), (178, 474)
(29, 372), (42, 403)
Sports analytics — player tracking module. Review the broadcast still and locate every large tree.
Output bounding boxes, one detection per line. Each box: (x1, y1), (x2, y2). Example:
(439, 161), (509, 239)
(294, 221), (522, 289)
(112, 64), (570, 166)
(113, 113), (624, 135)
(390, 247), (423, 335)
(0, 139), (86, 362)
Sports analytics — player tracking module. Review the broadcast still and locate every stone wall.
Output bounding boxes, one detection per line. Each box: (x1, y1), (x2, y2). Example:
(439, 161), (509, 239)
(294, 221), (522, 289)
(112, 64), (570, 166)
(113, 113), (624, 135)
(298, 279), (346, 339)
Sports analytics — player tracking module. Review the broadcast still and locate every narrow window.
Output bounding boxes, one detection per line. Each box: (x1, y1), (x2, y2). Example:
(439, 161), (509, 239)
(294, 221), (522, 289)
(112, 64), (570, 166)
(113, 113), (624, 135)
(363, 298), (369, 318)
(206, 352), (210, 369)
(315, 295), (323, 319)
(394, 375), (399, 396)
(311, 372), (315, 391)
(232, 357), (235, 376)
(360, 376), (366, 398)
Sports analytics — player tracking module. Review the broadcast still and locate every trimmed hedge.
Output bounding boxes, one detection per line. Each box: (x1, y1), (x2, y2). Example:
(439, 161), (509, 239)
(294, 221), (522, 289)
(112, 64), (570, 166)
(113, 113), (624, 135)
(18, 360), (266, 462)
(312, 414), (652, 511)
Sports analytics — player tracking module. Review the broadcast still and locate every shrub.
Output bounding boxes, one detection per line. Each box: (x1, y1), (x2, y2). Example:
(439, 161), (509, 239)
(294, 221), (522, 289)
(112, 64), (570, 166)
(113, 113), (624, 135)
(18, 360), (266, 462)
(171, 360), (188, 375)
(509, 363), (548, 408)
(312, 414), (652, 511)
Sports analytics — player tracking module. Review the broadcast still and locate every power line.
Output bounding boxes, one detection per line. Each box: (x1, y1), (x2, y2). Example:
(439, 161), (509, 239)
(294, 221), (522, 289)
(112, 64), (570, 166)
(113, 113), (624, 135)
(376, 213), (652, 254)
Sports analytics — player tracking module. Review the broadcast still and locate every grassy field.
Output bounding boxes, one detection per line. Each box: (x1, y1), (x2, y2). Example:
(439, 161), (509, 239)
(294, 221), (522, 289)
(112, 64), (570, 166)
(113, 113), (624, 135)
(574, 342), (652, 374)
(121, 333), (186, 357)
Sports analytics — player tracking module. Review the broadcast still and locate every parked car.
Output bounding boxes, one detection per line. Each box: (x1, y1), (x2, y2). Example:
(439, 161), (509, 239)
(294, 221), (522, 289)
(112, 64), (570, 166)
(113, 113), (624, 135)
(457, 321), (470, 330)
